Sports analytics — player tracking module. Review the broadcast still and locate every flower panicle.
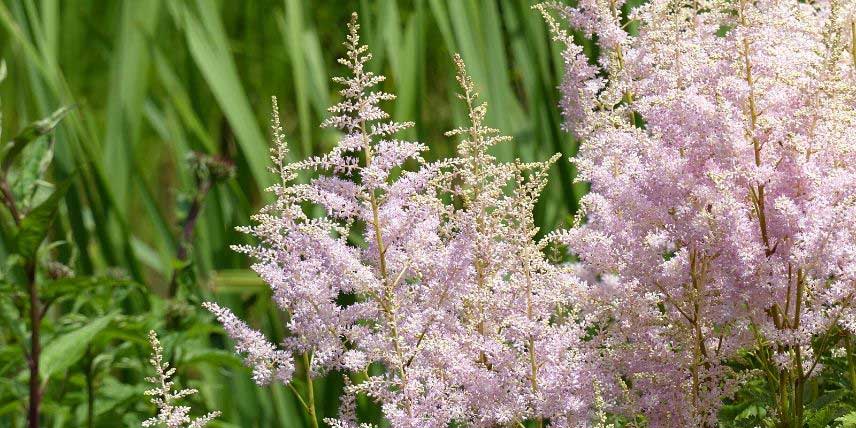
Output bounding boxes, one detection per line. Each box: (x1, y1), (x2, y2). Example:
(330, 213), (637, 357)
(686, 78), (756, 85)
(143, 331), (220, 428)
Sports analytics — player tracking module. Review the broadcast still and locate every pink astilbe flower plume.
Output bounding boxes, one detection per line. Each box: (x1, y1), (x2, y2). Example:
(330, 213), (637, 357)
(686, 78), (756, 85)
(203, 12), (597, 427)
(203, 302), (294, 385)
(206, 13), (472, 428)
(539, 0), (856, 425)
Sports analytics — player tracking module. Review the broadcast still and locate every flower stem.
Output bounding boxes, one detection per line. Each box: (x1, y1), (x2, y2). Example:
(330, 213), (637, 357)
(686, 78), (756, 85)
(360, 123), (411, 415)
(303, 353), (319, 428)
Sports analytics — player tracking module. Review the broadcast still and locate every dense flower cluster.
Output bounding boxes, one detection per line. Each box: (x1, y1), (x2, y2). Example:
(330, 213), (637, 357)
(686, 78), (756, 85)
(199, 2), (856, 426)
(429, 55), (592, 427)
(204, 12), (592, 428)
(539, 0), (856, 425)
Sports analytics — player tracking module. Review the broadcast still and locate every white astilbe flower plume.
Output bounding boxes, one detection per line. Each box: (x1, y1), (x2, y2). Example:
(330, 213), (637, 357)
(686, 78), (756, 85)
(432, 54), (592, 427)
(143, 331), (220, 428)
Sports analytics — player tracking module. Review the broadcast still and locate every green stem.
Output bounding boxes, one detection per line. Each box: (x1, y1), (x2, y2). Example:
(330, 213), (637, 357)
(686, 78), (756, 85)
(359, 123), (411, 417)
(524, 263), (542, 428)
(1, 174), (41, 428)
(303, 353), (319, 428)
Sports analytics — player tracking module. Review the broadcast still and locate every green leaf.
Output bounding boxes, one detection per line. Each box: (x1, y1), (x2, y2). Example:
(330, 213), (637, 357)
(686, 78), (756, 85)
(279, 0), (312, 158)
(101, 0), (160, 214)
(1, 106), (71, 173)
(93, 378), (146, 417)
(40, 276), (138, 301)
(39, 312), (115, 381)
(0, 399), (21, 417)
(9, 137), (54, 209)
(0, 299), (26, 353)
(735, 403), (766, 420)
(838, 411), (856, 427)
(181, 348), (243, 368)
(807, 402), (850, 428)
(13, 179), (70, 260)
(211, 269), (267, 293)
(0, 344), (23, 378)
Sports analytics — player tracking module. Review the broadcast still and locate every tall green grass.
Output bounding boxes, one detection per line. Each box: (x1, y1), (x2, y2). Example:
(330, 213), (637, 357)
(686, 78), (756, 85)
(0, 1), (603, 425)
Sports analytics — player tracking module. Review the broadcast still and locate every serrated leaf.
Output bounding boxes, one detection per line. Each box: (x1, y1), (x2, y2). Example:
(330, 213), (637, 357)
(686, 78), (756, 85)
(1, 106), (71, 172)
(736, 403), (766, 421)
(39, 312), (115, 381)
(13, 179), (70, 260)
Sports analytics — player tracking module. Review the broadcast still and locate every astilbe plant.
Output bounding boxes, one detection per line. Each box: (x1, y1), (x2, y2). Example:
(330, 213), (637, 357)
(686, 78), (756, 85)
(203, 12), (593, 428)
(431, 55), (593, 427)
(206, 12), (470, 428)
(538, 0), (856, 425)
(144, 331), (220, 428)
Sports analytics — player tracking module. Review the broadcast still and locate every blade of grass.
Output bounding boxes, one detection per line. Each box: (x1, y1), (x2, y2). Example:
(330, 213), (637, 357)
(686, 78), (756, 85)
(279, 0), (312, 158)
(102, 0), (160, 214)
(169, 1), (272, 193)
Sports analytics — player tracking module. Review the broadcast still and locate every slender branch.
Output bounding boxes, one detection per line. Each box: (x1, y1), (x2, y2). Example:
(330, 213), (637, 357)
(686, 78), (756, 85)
(738, 0), (776, 260)
(792, 268), (805, 426)
(358, 107), (411, 414)
(654, 281), (695, 325)
(850, 20), (856, 70)
(804, 293), (854, 378)
(286, 383), (311, 415)
(522, 259), (542, 428)
(0, 176), (21, 224)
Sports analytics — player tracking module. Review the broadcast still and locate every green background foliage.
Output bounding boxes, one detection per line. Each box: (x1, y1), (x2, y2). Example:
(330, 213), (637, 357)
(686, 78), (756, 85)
(0, 0), (588, 290)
